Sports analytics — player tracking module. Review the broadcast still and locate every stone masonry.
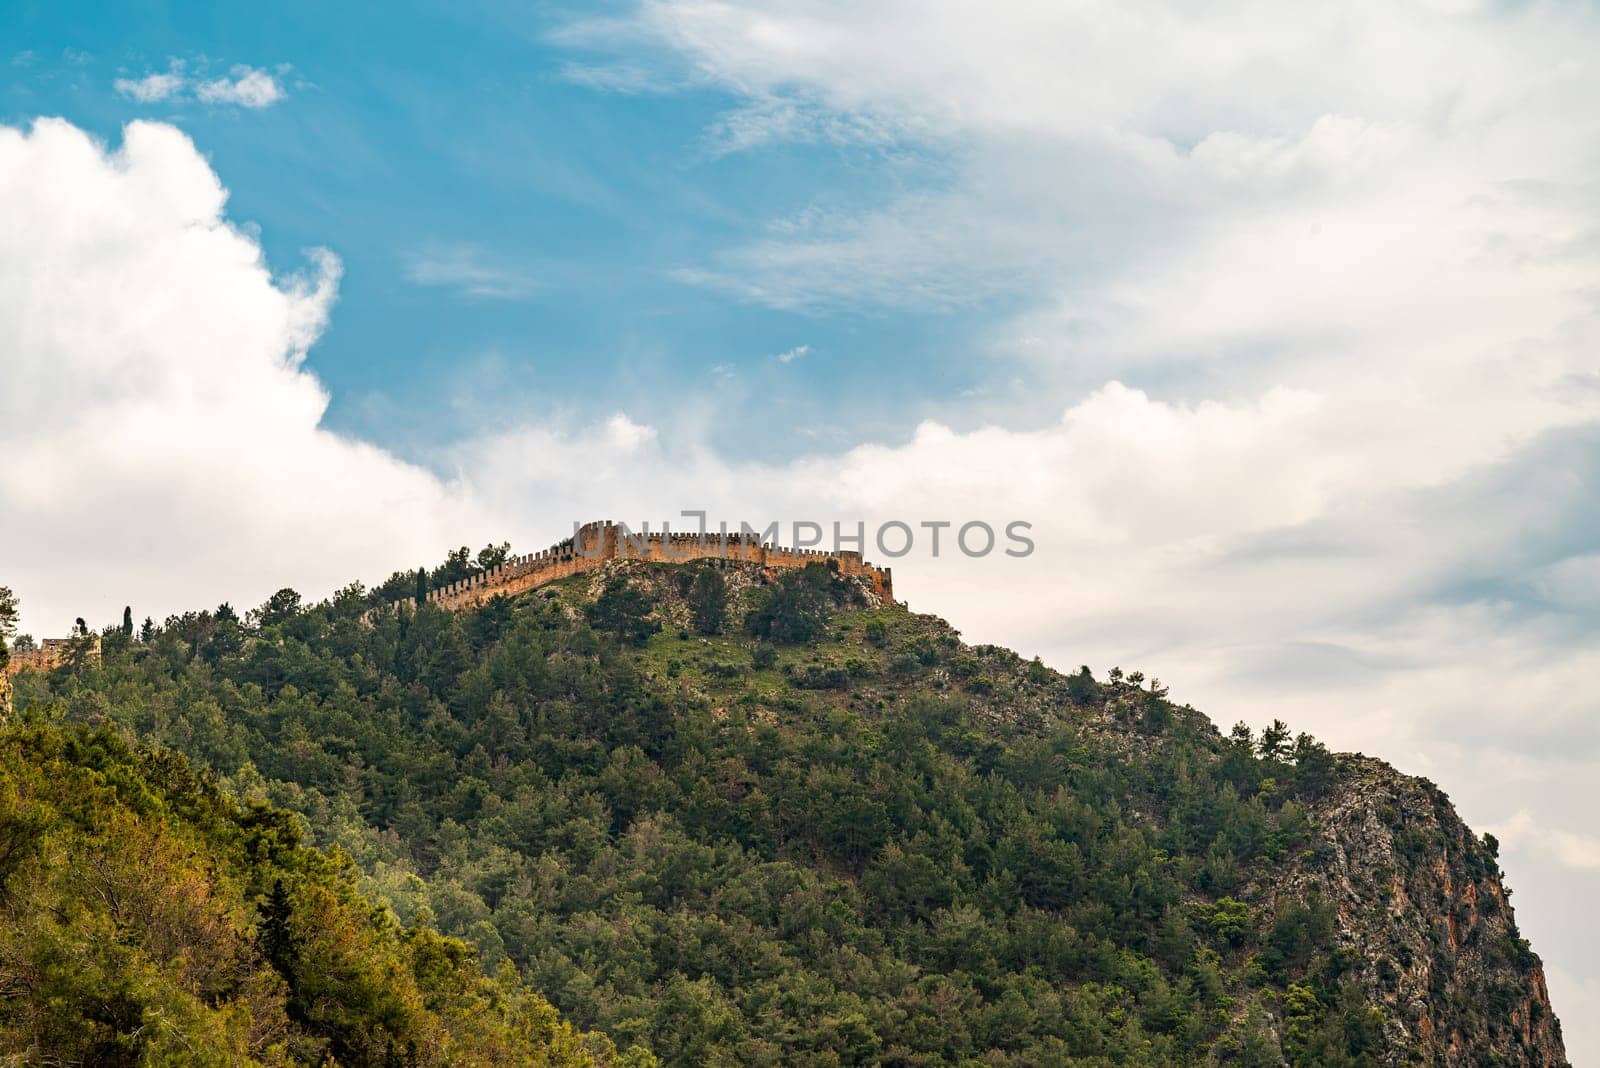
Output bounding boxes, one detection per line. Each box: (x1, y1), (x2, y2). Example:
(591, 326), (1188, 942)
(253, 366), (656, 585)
(393, 520), (894, 614)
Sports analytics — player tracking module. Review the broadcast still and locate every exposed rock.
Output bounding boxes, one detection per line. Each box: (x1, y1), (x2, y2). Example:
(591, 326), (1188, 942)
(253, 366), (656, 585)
(1267, 755), (1567, 1065)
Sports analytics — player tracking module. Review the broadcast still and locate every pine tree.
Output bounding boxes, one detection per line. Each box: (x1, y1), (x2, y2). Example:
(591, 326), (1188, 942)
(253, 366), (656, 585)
(689, 567), (727, 635)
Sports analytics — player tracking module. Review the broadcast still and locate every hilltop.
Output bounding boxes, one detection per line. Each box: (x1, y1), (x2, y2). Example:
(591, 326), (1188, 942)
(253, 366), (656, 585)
(3, 552), (1568, 1065)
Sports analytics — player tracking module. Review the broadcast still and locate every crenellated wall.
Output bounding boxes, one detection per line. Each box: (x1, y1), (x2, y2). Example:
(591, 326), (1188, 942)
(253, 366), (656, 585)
(390, 520), (894, 614)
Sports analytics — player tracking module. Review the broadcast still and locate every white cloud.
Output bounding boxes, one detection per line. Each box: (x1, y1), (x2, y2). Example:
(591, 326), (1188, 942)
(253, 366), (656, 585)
(404, 245), (540, 300)
(774, 344), (809, 364)
(194, 67), (285, 109)
(114, 61), (286, 109)
(1489, 812), (1600, 872)
(114, 62), (185, 103)
(0, 119), (493, 634)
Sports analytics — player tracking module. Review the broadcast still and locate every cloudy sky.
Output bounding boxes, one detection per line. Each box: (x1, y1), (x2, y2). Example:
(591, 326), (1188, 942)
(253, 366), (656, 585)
(4, 1), (1600, 1056)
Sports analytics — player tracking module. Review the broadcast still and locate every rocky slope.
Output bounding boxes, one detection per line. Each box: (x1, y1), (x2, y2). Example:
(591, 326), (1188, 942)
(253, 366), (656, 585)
(1276, 757), (1564, 1063)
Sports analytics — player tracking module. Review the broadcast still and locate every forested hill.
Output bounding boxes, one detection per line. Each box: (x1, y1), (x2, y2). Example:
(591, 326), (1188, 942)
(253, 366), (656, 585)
(0, 723), (652, 1065)
(5, 556), (1568, 1065)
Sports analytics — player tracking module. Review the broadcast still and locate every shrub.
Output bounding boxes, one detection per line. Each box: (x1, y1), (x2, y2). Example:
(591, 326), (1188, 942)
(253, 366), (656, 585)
(789, 663), (850, 689)
(587, 577), (660, 645)
(744, 565), (838, 643)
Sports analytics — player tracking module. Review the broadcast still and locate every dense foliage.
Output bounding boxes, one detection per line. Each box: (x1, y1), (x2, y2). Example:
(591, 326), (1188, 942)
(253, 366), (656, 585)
(0, 721), (649, 1066)
(11, 560), (1390, 1065)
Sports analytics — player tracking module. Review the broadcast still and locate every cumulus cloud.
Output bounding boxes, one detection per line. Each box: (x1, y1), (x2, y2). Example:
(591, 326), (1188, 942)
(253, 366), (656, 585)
(114, 61), (286, 109)
(0, 119), (493, 634)
(774, 344), (809, 364)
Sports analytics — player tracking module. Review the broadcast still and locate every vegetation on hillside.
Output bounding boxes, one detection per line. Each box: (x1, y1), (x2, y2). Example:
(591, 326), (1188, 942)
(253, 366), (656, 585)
(0, 718), (650, 1065)
(3, 559), (1554, 1064)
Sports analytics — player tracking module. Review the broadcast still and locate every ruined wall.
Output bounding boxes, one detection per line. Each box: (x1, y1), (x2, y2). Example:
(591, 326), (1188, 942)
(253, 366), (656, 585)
(394, 520), (894, 615)
(3, 636), (98, 676)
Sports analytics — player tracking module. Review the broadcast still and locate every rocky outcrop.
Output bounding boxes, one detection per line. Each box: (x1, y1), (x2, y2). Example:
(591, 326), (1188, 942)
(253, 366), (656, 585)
(1273, 756), (1567, 1065)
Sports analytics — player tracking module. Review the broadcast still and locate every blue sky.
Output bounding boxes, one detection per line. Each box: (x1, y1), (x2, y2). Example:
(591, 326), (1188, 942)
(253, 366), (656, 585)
(5, 1), (1600, 1058)
(4, 0), (996, 458)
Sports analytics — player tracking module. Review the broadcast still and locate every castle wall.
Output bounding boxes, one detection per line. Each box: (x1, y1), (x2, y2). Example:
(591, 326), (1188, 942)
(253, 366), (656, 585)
(400, 521), (894, 614)
(4, 635), (100, 676)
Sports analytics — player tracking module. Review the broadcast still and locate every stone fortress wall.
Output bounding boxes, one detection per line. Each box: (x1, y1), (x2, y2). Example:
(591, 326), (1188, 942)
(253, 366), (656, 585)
(4, 635), (100, 676)
(395, 520), (894, 614)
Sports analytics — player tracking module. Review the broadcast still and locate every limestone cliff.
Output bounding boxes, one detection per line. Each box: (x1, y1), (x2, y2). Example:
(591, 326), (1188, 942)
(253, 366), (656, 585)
(1265, 756), (1566, 1064)
(843, 590), (1570, 1064)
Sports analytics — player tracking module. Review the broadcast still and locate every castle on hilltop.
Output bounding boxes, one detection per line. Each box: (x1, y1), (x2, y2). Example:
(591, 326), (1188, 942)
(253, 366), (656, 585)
(398, 520), (895, 613)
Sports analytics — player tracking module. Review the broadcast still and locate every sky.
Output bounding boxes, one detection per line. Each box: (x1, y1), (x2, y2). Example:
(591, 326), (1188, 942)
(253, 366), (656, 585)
(3, 1), (1599, 1057)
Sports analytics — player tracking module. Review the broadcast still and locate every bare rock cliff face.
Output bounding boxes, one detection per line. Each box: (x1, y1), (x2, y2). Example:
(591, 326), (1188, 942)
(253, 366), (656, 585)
(1278, 756), (1566, 1065)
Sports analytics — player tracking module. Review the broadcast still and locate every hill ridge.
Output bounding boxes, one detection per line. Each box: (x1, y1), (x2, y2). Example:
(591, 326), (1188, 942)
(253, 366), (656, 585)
(395, 521), (894, 614)
(3, 553), (1569, 1065)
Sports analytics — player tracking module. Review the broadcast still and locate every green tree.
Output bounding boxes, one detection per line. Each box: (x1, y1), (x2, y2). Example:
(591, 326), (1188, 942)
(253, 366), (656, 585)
(477, 542), (512, 571)
(1066, 664), (1099, 703)
(1258, 719), (1292, 763)
(587, 577), (660, 645)
(434, 546), (476, 586)
(203, 605), (245, 665)
(688, 567), (727, 635)
(257, 589), (303, 628)
(744, 564), (835, 642)
(1291, 732), (1336, 799)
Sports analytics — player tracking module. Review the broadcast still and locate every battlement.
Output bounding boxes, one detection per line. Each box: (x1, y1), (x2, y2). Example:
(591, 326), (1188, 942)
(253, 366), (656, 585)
(4, 634), (100, 676)
(390, 520), (894, 615)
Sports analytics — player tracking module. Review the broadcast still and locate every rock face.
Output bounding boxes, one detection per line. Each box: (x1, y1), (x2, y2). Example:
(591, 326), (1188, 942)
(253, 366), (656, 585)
(1276, 756), (1567, 1065)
